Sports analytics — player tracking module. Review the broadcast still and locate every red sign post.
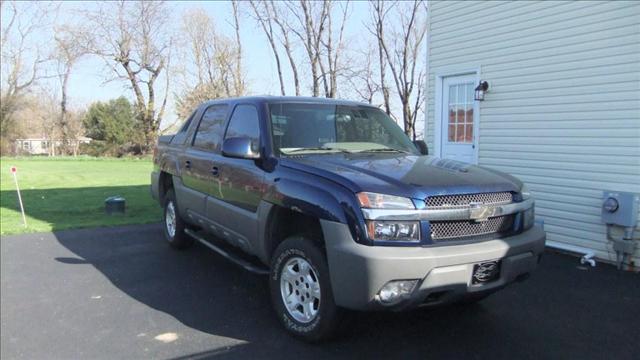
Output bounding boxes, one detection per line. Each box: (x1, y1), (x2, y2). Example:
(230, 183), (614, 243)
(10, 166), (27, 227)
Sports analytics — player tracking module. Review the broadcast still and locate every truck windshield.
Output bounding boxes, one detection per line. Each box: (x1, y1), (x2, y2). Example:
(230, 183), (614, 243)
(269, 103), (418, 155)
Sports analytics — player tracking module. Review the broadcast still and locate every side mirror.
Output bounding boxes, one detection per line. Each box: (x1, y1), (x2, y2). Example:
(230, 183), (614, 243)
(413, 140), (429, 155)
(222, 137), (260, 159)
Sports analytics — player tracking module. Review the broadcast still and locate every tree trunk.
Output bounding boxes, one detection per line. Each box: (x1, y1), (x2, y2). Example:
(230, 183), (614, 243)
(250, 0), (286, 96)
(59, 69), (71, 155)
(372, 0), (426, 140)
(270, 39), (286, 96)
(300, 0), (321, 97)
(402, 99), (413, 138)
(231, 0), (243, 95)
(375, 4), (391, 115)
(271, 1), (300, 96)
(283, 42), (300, 96)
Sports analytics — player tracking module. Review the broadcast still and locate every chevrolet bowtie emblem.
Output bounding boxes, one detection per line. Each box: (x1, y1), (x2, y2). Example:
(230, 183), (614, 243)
(469, 202), (502, 222)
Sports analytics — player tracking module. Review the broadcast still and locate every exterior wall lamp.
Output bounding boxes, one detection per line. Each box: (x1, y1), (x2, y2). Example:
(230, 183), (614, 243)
(474, 81), (489, 101)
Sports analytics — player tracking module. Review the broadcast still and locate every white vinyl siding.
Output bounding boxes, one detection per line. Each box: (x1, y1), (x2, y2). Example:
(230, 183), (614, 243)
(425, 0), (640, 265)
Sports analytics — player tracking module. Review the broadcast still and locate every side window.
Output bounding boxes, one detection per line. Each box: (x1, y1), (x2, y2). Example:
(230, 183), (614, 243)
(193, 104), (228, 151)
(171, 110), (197, 145)
(178, 111), (196, 133)
(225, 104), (260, 148)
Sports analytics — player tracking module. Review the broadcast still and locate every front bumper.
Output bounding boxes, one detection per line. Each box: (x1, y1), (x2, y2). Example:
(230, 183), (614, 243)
(322, 221), (546, 310)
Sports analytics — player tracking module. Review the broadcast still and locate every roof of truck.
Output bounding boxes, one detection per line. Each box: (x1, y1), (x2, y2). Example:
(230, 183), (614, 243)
(200, 96), (377, 108)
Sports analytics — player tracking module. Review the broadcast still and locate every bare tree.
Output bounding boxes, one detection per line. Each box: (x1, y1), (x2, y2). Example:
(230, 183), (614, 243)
(248, 0), (349, 98)
(345, 45), (381, 104)
(79, 1), (173, 152)
(323, 0), (349, 98)
(371, 0), (427, 140)
(39, 91), (59, 156)
(64, 108), (86, 156)
(0, 1), (54, 153)
(369, 0), (392, 115)
(249, 0), (286, 95)
(230, 0), (246, 96)
(7, 90), (62, 156)
(53, 24), (85, 155)
(175, 7), (245, 119)
(287, 0), (330, 97)
(268, 0), (300, 96)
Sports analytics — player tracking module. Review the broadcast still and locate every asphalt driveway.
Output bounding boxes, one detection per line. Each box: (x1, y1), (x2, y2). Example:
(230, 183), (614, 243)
(1, 224), (638, 359)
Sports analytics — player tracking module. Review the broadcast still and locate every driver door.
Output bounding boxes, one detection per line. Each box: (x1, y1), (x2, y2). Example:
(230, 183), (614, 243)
(214, 104), (265, 252)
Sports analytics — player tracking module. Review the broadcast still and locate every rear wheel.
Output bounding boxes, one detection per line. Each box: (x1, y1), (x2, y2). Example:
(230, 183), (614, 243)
(163, 189), (193, 249)
(270, 236), (343, 342)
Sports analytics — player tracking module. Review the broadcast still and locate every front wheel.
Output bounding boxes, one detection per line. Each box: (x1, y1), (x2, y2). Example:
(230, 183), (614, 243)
(163, 189), (193, 250)
(270, 236), (343, 342)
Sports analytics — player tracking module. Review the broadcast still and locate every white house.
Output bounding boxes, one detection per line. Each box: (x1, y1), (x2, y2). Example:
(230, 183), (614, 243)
(15, 137), (92, 155)
(424, 1), (640, 268)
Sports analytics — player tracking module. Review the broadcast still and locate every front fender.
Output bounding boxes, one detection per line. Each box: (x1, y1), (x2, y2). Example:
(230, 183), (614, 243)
(264, 178), (348, 223)
(262, 173), (368, 248)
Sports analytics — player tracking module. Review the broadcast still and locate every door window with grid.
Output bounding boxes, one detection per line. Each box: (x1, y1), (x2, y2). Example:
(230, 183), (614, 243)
(447, 83), (474, 143)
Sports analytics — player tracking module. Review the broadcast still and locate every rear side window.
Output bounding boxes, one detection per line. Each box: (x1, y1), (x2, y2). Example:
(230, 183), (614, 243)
(171, 110), (197, 145)
(178, 111), (196, 133)
(193, 104), (228, 151)
(225, 105), (260, 144)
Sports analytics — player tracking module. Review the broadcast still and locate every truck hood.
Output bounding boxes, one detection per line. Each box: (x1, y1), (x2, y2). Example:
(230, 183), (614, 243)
(280, 154), (522, 200)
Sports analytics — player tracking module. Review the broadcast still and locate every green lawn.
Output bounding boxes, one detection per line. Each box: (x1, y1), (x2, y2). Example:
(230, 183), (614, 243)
(0, 157), (160, 235)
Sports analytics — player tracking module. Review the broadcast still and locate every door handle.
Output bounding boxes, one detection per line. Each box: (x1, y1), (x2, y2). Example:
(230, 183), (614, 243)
(211, 166), (219, 176)
(185, 160), (191, 169)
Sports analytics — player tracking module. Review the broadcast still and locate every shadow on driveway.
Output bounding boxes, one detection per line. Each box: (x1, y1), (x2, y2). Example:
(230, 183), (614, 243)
(1, 223), (638, 359)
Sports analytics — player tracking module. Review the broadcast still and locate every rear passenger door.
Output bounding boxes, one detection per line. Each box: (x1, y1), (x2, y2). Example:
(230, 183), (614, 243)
(179, 104), (228, 218)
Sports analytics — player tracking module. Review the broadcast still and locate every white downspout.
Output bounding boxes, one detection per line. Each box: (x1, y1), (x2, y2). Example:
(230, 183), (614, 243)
(537, 219), (596, 267)
(546, 240), (597, 267)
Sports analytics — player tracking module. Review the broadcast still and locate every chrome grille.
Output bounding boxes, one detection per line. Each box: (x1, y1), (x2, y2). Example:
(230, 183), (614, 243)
(426, 192), (513, 209)
(430, 215), (514, 240)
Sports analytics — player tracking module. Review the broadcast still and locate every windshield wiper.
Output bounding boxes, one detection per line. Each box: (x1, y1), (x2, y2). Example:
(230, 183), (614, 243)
(283, 147), (351, 154)
(358, 147), (409, 154)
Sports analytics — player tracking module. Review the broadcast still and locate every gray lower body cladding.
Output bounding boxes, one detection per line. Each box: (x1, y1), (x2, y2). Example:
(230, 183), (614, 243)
(150, 170), (161, 202)
(322, 221), (546, 310)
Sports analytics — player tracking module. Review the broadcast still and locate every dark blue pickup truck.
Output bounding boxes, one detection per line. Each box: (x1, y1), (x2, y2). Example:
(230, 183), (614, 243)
(151, 96), (545, 341)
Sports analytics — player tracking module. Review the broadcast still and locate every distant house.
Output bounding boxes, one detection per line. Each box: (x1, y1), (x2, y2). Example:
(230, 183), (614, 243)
(424, 1), (640, 267)
(15, 137), (92, 155)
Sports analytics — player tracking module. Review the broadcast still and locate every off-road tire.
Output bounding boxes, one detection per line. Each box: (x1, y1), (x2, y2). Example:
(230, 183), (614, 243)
(270, 236), (343, 342)
(163, 188), (194, 250)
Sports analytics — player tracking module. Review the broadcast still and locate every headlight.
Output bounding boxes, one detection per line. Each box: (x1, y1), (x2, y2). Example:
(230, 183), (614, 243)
(520, 184), (531, 200)
(356, 192), (415, 209)
(523, 205), (535, 230)
(366, 220), (420, 242)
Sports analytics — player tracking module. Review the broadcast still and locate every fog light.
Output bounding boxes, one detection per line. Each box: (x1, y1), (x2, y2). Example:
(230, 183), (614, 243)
(377, 280), (419, 305)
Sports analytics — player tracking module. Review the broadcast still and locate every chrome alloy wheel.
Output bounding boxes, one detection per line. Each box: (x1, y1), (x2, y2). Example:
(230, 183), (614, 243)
(280, 257), (321, 323)
(165, 201), (177, 238)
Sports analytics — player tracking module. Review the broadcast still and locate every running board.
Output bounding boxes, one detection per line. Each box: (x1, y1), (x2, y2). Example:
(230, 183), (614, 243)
(185, 229), (270, 275)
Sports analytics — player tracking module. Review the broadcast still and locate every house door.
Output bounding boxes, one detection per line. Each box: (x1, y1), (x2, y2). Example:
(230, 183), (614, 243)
(441, 75), (479, 164)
